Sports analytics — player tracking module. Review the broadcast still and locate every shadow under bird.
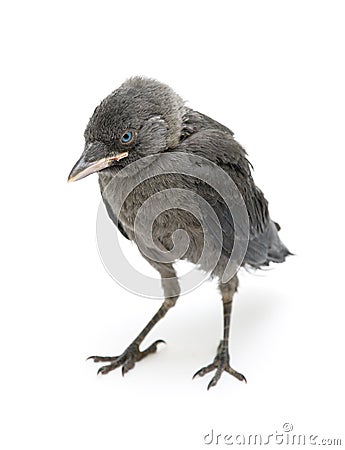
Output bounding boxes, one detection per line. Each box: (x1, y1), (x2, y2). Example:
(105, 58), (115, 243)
(68, 77), (290, 389)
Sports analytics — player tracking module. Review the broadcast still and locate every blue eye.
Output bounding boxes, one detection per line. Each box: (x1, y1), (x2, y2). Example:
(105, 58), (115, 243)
(120, 130), (134, 144)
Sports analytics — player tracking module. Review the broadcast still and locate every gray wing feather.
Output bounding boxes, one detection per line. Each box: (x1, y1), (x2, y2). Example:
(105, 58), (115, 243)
(180, 110), (290, 267)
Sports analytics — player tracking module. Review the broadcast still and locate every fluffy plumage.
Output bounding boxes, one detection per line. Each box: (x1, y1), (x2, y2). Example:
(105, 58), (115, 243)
(68, 77), (291, 388)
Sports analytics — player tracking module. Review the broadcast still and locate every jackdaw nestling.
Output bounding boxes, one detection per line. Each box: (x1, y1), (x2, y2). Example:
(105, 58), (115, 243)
(68, 77), (290, 389)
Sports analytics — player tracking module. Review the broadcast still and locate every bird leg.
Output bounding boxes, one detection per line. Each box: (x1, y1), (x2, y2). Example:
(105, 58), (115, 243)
(88, 263), (180, 377)
(193, 275), (246, 389)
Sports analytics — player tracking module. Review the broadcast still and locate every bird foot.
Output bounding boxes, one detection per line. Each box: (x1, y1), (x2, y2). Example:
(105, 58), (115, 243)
(193, 341), (246, 389)
(87, 339), (166, 376)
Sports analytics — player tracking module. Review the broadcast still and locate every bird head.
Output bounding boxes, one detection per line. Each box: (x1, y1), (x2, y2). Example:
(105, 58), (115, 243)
(68, 77), (186, 182)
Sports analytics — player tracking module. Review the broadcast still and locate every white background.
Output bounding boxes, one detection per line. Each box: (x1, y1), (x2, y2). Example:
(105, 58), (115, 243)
(1, 1), (344, 448)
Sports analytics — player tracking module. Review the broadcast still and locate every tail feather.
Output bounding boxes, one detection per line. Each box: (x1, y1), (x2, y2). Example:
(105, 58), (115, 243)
(267, 220), (291, 263)
(245, 220), (291, 268)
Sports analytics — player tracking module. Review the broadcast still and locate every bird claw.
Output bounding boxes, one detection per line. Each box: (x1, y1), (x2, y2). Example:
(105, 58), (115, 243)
(193, 342), (246, 389)
(88, 339), (166, 376)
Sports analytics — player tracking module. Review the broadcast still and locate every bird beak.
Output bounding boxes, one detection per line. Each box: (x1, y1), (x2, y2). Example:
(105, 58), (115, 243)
(68, 142), (128, 182)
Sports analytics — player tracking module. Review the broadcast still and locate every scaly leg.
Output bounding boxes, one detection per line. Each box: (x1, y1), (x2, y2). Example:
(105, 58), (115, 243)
(193, 275), (246, 389)
(88, 262), (180, 376)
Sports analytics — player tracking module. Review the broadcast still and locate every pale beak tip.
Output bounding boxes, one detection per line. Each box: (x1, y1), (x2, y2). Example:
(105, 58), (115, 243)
(67, 149), (129, 184)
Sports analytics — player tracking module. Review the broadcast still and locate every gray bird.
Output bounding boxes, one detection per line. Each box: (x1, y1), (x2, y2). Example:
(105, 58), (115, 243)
(68, 77), (290, 389)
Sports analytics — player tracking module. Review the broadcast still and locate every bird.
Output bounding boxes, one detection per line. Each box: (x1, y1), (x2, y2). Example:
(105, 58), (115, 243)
(68, 76), (290, 389)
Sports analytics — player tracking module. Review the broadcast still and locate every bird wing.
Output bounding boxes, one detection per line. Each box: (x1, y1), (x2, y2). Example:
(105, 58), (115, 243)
(180, 122), (270, 232)
(179, 120), (289, 267)
(182, 108), (234, 139)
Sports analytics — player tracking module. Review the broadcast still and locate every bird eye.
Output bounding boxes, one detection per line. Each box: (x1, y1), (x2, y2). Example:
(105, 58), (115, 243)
(120, 130), (135, 144)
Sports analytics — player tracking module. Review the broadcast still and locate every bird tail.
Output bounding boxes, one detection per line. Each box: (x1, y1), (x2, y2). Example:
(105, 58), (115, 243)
(266, 220), (292, 264)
